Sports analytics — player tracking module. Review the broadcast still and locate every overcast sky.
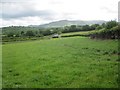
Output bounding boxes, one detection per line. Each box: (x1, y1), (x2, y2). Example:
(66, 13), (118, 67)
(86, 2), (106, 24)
(0, 0), (119, 27)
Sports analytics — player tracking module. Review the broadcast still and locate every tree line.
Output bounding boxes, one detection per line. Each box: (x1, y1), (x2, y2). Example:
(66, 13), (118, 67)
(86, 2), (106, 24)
(2, 23), (105, 37)
(2, 20), (119, 39)
(90, 21), (119, 39)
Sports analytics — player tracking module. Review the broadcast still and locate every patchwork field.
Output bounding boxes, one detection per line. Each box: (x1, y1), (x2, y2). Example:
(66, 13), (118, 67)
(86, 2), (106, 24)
(2, 37), (119, 88)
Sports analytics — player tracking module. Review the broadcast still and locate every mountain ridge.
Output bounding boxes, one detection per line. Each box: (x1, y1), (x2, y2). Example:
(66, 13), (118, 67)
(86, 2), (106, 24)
(29, 20), (106, 28)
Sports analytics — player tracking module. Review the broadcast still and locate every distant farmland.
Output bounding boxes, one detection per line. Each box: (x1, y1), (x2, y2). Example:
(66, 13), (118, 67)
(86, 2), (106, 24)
(2, 37), (119, 88)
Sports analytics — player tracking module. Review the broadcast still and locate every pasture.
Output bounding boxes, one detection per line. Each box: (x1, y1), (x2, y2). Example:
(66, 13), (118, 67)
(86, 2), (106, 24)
(61, 31), (91, 36)
(2, 37), (119, 88)
(61, 30), (98, 37)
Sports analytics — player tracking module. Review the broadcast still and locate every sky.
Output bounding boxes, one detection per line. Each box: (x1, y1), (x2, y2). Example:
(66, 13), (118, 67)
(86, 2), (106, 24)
(0, 0), (119, 27)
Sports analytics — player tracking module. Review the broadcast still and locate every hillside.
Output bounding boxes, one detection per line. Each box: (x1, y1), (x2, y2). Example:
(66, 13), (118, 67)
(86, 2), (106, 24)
(29, 20), (106, 28)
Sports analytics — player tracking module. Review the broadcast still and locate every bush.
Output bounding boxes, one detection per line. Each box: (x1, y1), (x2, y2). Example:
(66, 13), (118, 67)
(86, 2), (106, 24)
(105, 21), (118, 29)
(90, 25), (120, 39)
(26, 31), (35, 37)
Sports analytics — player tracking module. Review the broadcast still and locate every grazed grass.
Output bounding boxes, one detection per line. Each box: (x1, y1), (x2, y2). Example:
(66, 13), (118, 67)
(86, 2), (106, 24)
(61, 30), (96, 37)
(2, 37), (119, 88)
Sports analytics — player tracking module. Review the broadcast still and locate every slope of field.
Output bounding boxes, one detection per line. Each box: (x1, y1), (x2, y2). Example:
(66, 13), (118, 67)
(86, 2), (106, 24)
(61, 30), (98, 37)
(2, 37), (119, 88)
(61, 31), (91, 37)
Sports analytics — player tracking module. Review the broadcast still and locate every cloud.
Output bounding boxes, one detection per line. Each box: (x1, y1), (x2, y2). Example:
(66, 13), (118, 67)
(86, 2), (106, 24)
(1, 3), (55, 20)
(1, 0), (119, 27)
(101, 7), (117, 13)
(1, 0), (34, 3)
(2, 9), (54, 20)
(1, 16), (54, 27)
(118, 1), (120, 22)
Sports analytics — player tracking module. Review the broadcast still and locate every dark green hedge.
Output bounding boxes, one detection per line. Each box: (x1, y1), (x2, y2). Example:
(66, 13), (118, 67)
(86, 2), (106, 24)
(90, 26), (120, 39)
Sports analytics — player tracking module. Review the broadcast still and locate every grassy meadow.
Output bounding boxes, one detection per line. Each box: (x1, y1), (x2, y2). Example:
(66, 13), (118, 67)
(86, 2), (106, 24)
(2, 37), (119, 88)
(61, 31), (92, 36)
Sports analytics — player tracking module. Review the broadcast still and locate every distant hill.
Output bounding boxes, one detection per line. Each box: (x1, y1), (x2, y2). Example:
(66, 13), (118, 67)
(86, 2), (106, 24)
(29, 20), (106, 28)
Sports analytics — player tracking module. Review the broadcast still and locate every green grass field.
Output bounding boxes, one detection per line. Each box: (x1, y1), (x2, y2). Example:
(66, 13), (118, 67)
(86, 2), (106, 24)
(61, 30), (98, 37)
(61, 31), (91, 36)
(61, 29), (105, 37)
(2, 37), (119, 88)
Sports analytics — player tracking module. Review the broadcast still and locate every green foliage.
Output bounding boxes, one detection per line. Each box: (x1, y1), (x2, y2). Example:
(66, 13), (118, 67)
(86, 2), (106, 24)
(90, 24), (99, 30)
(102, 23), (106, 28)
(90, 25), (119, 39)
(96, 26), (103, 30)
(105, 21), (118, 29)
(26, 31), (35, 37)
(20, 31), (25, 36)
(7, 32), (14, 37)
(82, 25), (90, 31)
(2, 20), (119, 41)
